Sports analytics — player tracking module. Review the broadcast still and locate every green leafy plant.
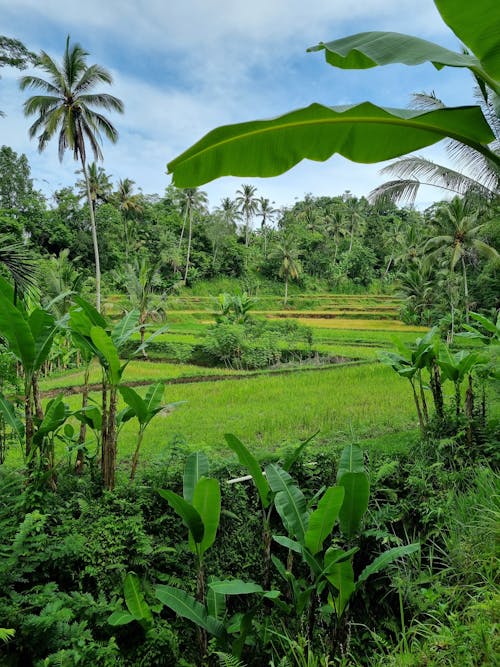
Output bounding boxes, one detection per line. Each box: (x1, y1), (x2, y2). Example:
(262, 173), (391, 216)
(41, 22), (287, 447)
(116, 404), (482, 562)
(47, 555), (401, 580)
(166, 0), (500, 189)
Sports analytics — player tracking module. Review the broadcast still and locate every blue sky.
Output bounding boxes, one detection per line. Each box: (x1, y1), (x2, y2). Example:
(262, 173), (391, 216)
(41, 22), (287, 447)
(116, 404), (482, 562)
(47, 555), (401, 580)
(0, 0), (476, 210)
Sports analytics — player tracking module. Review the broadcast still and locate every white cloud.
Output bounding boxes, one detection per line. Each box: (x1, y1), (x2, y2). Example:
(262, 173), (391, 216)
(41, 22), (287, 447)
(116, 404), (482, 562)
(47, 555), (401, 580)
(0, 0), (472, 208)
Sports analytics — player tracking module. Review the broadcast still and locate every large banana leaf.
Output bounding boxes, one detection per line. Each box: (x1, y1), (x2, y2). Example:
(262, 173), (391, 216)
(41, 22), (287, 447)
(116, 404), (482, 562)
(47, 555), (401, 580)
(355, 543), (420, 591)
(308, 32), (477, 71)
(323, 549), (355, 618)
(338, 472), (370, 539)
(0, 393), (24, 445)
(28, 309), (57, 372)
(336, 444), (365, 482)
(183, 451), (209, 503)
(191, 477), (221, 555)
(167, 103), (496, 188)
(266, 464), (309, 544)
(304, 486), (345, 555)
(118, 386), (148, 424)
(90, 326), (121, 385)
(224, 433), (271, 508)
(123, 572), (153, 629)
(155, 584), (226, 639)
(434, 0), (500, 81)
(0, 290), (35, 370)
(158, 489), (204, 545)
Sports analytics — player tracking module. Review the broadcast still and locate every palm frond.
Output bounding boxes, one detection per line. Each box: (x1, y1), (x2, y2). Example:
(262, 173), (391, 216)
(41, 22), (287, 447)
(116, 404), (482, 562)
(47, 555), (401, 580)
(74, 64), (113, 94)
(410, 91), (446, 110)
(0, 235), (38, 293)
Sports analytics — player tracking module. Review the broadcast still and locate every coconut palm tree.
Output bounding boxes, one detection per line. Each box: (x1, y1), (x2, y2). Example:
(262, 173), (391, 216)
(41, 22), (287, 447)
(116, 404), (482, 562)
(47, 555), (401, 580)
(272, 237), (302, 306)
(370, 87), (500, 205)
(76, 162), (113, 212)
(425, 197), (499, 321)
(257, 197), (277, 256)
(20, 36), (123, 312)
(175, 187), (208, 282)
(235, 184), (258, 246)
(115, 178), (143, 258)
(215, 197), (241, 231)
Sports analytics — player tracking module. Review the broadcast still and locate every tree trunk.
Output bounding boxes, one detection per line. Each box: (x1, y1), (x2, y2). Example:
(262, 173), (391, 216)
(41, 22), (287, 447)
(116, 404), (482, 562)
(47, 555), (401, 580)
(24, 378), (33, 460)
(410, 379), (425, 433)
(81, 156), (102, 313)
(461, 254), (469, 323)
(32, 374), (44, 421)
(102, 385), (117, 491)
(76, 364), (91, 474)
(184, 209), (193, 283)
(284, 276), (289, 307)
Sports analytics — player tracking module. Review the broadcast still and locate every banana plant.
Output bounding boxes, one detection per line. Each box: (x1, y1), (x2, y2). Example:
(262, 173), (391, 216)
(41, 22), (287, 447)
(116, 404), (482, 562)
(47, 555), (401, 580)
(167, 0), (500, 188)
(224, 432), (317, 588)
(68, 296), (167, 489)
(0, 276), (58, 460)
(156, 452), (280, 660)
(267, 445), (419, 632)
(438, 347), (483, 416)
(117, 382), (180, 479)
(108, 572), (155, 633)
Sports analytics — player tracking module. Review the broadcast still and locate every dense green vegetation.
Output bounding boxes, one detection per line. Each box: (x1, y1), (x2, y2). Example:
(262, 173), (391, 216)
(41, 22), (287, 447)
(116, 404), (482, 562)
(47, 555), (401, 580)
(0, 0), (499, 665)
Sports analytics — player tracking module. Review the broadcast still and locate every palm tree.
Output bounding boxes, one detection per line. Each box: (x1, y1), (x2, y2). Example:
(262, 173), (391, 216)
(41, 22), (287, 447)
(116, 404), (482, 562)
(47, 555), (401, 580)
(235, 184), (258, 246)
(0, 234), (37, 299)
(370, 87), (500, 204)
(20, 36), (123, 312)
(257, 197), (277, 256)
(175, 187), (208, 282)
(76, 162), (113, 211)
(425, 197), (499, 321)
(341, 192), (366, 253)
(216, 197), (241, 231)
(272, 237), (302, 306)
(122, 257), (165, 353)
(115, 178), (143, 258)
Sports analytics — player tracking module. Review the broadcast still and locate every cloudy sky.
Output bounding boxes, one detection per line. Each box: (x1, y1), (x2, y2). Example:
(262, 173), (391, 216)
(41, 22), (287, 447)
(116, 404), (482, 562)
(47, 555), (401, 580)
(1, 0), (475, 210)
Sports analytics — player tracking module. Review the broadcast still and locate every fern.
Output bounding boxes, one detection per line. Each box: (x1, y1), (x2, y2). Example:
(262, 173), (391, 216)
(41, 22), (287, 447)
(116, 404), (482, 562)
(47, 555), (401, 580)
(0, 628), (15, 643)
(215, 653), (246, 667)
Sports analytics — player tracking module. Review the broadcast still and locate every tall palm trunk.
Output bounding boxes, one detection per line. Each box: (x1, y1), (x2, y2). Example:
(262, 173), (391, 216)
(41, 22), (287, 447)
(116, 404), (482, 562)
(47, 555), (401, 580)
(184, 209), (193, 283)
(81, 157), (102, 312)
(461, 254), (470, 323)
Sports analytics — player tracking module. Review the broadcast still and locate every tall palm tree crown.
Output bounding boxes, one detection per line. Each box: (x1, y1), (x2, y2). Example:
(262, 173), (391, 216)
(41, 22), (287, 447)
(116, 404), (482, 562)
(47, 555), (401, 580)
(20, 36), (123, 311)
(235, 184), (258, 246)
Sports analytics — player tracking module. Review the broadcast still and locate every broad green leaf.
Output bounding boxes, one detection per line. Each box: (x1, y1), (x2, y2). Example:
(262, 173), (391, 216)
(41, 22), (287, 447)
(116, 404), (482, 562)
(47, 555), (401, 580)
(28, 309), (57, 372)
(324, 552), (355, 618)
(111, 309), (141, 349)
(144, 382), (165, 413)
(123, 572), (153, 626)
(90, 326), (121, 385)
(118, 386), (148, 424)
(108, 610), (136, 626)
(207, 576), (226, 621)
(155, 585), (225, 639)
(158, 489), (204, 545)
(73, 405), (102, 430)
(356, 543), (420, 590)
(68, 308), (94, 339)
(338, 472), (370, 539)
(224, 433), (271, 508)
(192, 477), (221, 555)
(308, 31), (477, 71)
(304, 486), (345, 555)
(167, 103), (497, 188)
(183, 451), (209, 503)
(272, 535), (303, 554)
(0, 290), (35, 370)
(72, 295), (108, 329)
(208, 579), (264, 595)
(336, 444), (364, 482)
(435, 0), (500, 81)
(0, 392), (24, 444)
(265, 463), (309, 544)
(322, 546), (360, 577)
(33, 395), (67, 443)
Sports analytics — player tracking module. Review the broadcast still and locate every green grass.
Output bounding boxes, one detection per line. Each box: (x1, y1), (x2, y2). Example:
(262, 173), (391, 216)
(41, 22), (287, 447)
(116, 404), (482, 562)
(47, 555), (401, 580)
(45, 363), (418, 471)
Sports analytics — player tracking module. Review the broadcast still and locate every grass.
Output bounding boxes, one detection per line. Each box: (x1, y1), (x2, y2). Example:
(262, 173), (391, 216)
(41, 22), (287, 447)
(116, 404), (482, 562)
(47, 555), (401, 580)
(47, 363), (418, 471)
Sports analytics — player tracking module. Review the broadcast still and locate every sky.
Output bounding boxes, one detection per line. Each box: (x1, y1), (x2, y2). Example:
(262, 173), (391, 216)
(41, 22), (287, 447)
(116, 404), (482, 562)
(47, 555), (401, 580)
(0, 0), (476, 211)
